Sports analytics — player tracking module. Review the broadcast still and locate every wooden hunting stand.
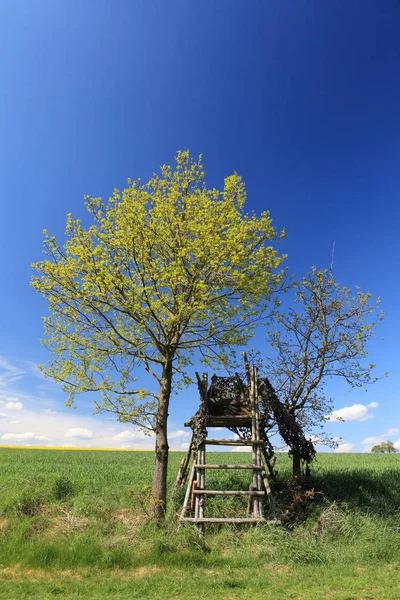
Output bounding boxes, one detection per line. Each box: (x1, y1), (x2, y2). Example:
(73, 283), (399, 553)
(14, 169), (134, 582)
(177, 360), (278, 533)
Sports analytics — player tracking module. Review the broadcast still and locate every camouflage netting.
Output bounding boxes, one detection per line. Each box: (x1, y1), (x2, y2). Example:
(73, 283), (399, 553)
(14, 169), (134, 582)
(207, 374), (249, 417)
(258, 377), (316, 464)
(189, 373), (315, 466)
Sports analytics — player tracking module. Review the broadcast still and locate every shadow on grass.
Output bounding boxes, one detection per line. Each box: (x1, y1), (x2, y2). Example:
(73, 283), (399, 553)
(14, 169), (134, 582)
(270, 467), (400, 520)
(310, 469), (400, 516)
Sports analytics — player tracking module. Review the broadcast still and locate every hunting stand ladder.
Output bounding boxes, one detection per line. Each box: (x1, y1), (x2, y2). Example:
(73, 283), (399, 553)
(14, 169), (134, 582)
(177, 363), (278, 533)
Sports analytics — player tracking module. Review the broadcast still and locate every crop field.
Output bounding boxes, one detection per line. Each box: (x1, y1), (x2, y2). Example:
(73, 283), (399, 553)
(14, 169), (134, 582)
(0, 448), (399, 599)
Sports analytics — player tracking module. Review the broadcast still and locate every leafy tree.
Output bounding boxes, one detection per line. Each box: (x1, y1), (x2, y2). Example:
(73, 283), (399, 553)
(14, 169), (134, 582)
(264, 267), (383, 477)
(31, 151), (286, 517)
(371, 441), (398, 454)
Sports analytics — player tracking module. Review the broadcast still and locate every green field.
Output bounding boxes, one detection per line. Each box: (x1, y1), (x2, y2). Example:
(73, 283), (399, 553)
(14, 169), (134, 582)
(0, 448), (399, 599)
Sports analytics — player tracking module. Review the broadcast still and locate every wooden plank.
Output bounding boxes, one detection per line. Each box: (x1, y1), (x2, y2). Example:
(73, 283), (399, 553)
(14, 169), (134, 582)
(191, 480), (198, 513)
(246, 483), (256, 514)
(193, 490), (265, 496)
(184, 416), (252, 427)
(198, 442), (205, 533)
(180, 517), (280, 524)
(176, 436), (193, 486)
(256, 445), (264, 515)
(193, 464), (263, 470)
(261, 468), (276, 518)
(179, 460), (196, 521)
(250, 365), (261, 518)
(194, 443), (204, 521)
(262, 449), (277, 480)
(204, 439), (263, 446)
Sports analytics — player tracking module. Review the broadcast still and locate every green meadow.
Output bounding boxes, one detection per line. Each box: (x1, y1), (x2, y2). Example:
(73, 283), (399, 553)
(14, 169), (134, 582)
(0, 448), (399, 599)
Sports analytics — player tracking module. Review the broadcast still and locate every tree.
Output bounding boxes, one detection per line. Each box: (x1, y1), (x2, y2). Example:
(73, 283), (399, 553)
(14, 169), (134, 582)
(371, 441), (398, 454)
(31, 151), (286, 517)
(264, 267), (383, 477)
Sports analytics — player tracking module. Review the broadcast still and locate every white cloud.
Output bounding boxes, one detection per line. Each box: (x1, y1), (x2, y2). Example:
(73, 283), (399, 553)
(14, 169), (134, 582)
(0, 356), (25, 388)
(112, 429), (150, 441)
(65, 428), (94, 440)
(1, 432), (51, 442)
(394, 440), (400, 451)
(5, 401), (23, 411)
(333, 443), (354, 453)
(368, 402), (379, 409)
(362, 428), (400, 452)
(362, 436), (378, 446)
(112, 429), (192, 450)
(328, 403), (376, 422)
(232, 446), (252, 453)
(0, 355), (188, 450)
(168, 429), (190, 440)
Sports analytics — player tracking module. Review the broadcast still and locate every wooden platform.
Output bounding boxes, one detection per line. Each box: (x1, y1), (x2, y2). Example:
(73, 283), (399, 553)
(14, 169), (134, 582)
(185, 415), (252, 428)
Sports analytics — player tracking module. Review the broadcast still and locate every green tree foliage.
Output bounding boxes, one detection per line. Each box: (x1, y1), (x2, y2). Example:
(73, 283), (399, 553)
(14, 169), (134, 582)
(31, 151), (286, 517)
(371, 441), (398, 454)
(264, 267), (384, 476)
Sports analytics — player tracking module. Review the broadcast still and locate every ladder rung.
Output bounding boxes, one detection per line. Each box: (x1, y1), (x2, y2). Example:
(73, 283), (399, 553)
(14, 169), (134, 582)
(204, 439), (263, 446)
(193, 490), (265, 496)
(193, 464), (263, 470)
(180, 518), (280, 524)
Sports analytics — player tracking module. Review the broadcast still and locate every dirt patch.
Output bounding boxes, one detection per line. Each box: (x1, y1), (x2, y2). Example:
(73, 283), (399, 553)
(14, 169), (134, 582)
(95, 566), (163, 580)
(0, 519), (8, 531)
(204, 569), (222, 577)
(0, 565), (163, 583)
(133, 565), (161, 579)
(0, 567), (84, 582)
(40, 505), (89, 537)
(383, 564), (400, 572)
(111, 508), (146, 531)
(271, 565), (291, 575)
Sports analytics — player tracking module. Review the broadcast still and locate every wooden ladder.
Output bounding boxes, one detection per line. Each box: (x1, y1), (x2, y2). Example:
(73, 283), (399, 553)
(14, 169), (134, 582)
(179, 366), (277, 533)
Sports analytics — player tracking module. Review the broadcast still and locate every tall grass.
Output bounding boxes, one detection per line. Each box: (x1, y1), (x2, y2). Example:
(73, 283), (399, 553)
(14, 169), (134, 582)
(0, 448), (399, 571)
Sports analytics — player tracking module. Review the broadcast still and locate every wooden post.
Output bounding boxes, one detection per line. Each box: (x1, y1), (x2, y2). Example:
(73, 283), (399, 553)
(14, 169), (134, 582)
(194, 442), (206, 534)
(246, 483), (256, 515)
(194, 373), (207, 534)
(261, 450), (277, 481)
(255, 366), (264, 516)
(250, 365), (261, 518)
(198, 444), (205, 534)
(260, 468), (275, 518)
(190, 480), (198, 512)
(180, 459), (196, 522)
(176, 436), (193, 486)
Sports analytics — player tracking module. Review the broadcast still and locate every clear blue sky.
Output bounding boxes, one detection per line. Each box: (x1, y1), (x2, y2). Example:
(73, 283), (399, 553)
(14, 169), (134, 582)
(0, 0), (399, 452)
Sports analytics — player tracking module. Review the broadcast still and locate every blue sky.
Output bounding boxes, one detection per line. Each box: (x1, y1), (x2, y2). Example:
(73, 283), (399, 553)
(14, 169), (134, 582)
(0, 0), (399, 452)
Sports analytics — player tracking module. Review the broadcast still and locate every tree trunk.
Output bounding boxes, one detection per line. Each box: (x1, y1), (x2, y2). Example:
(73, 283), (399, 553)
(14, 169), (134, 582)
(292, 450), (301, 479)
(152, 358), (173, 520)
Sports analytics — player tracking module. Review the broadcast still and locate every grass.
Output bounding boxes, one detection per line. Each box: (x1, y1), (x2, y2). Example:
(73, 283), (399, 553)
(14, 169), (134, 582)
(0, 448), (399, 599)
